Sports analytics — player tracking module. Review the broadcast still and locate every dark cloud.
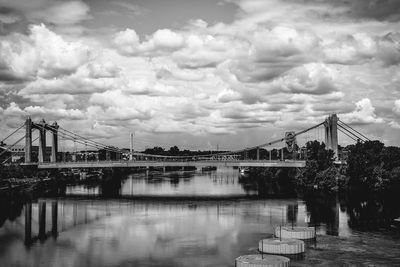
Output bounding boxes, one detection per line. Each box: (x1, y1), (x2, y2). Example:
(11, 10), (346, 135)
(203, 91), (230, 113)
(0, 0), (91, 35)
(0, 70), (24, 82)
(0, 61), (28, 82)
(232, 60), (296, 82)
(296, 0), (400, 21)
(345, 0), (400, 21)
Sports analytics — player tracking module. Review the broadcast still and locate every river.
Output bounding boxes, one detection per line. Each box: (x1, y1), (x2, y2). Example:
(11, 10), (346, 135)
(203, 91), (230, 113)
(1, 167), (400, 266)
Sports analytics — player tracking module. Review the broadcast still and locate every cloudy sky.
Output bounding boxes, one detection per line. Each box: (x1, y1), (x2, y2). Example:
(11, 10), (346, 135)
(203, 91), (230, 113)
(0, 0), (399, 151)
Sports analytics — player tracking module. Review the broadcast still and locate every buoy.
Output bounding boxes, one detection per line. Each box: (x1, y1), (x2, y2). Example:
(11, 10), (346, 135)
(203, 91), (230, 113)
(275, 226), (315, 240)
(235, 254), (290, 267)
(259, 238), (305, 254)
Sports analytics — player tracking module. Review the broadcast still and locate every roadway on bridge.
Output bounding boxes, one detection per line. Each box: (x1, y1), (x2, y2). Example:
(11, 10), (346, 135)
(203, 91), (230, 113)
(37, 160), (306, 169)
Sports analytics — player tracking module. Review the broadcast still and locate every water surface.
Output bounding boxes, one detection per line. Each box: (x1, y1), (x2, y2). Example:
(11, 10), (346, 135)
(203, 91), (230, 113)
(1, 168), (400, 266)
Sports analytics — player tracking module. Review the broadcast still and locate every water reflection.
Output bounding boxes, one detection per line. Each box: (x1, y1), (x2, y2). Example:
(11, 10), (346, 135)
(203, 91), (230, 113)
(23, 201), (111, 247)
(304, 194), (341, 236)
(1, 168), (400, 266)
(66, 168), (258, 197)
(345, 194), (400, 230)
(0, 195), (399, 266)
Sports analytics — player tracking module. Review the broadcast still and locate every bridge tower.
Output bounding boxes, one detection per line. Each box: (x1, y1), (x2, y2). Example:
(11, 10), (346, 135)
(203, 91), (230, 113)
(51, 122), (59, 163)
(38, 119), (46, 163)
(24, 118), (59, 164)
(324, 114), (338, 159)
(25, 117), (32, 163)
(130, 133), (134, 161)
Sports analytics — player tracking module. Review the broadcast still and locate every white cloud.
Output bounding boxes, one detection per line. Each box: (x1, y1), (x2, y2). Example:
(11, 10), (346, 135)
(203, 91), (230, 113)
(389, 121), (400, 129)
(172, 34), (248, 69)
(113, 28), (140, 55)
(341, 98), (384, 124)
(250, 26), (319, 59)
(113, 28), (185, 56)
(274, 63), (338, 95)
(18, 75), (114, 96)
(2, 0), (400, 147)
(323, 32), (400, 66)
(151, 29), (184, 49)
(30, 1), (91, 25)
(1, 102), (84, 121)
(393, 99), (400, 115)
(0, 24), (90, 80)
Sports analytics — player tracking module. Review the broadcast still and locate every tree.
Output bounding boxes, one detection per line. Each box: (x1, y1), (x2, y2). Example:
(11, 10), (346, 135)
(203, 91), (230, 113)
(168, 146), (180, 156)
(144, 146), (165, 155)
(305, 141), (334, 171)
(346, 140), (385, 189)
(314, 166), (346, 192)
(295, 141), (335, 192)
(381, 146), (400, 171)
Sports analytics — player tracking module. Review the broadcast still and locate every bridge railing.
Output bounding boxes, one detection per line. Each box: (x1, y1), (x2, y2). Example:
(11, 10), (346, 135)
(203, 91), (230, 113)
(38, 158), (304, 166)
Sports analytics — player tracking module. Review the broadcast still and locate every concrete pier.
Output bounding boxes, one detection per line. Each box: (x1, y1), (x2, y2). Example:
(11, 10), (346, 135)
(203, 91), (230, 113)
(259, 238), (305, 255)
(235, 255), (290, 267)
(275, 226), (316, 240)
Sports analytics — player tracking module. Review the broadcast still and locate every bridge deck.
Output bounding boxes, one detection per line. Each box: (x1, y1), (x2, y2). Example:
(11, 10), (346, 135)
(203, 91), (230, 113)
(37, 160), (306, 169)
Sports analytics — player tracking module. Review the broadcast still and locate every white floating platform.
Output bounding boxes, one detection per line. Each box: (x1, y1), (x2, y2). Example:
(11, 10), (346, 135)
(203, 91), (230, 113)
(275, 226), (315, 240)
(235, 254), (290, 267)
(259, 238), (305, 255)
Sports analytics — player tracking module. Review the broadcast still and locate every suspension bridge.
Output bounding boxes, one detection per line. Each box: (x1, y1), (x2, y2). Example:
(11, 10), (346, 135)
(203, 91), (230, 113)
(0, 114), (369, 170)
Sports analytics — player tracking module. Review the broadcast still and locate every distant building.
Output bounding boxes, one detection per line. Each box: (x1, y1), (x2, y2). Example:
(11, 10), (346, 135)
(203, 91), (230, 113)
(2, 145), (52, 163)
(0, 141), (11, 163)
(98, 147), (122, 161)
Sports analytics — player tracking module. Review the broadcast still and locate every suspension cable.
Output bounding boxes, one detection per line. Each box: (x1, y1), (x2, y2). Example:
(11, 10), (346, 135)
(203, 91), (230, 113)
(134, 121), (325, 159)
(337, 123), (365, 141)
(0, 123), (25, 143)
(0, 135), (25, 157)
(34, 123), (123, 154)
(338, 119), (370, 141)
(210, 121), (326, 157)
(337, 127), (357, 142)
(58, 126), (123, 151)
(1, 135), (40, 164)
(29, 120), (326, 160)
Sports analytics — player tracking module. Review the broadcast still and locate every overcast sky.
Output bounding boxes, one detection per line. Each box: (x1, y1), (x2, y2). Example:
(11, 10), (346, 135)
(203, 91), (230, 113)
(0, 0), (399, 150)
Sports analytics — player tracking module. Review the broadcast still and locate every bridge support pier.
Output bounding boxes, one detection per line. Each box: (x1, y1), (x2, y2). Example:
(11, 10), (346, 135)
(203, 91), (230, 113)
(324, 114), (338, 159)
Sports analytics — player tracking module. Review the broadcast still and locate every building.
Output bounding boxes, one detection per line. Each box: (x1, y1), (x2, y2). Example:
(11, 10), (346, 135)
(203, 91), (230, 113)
(0, 141), (11, 163)
(2, 145), (52, 163)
